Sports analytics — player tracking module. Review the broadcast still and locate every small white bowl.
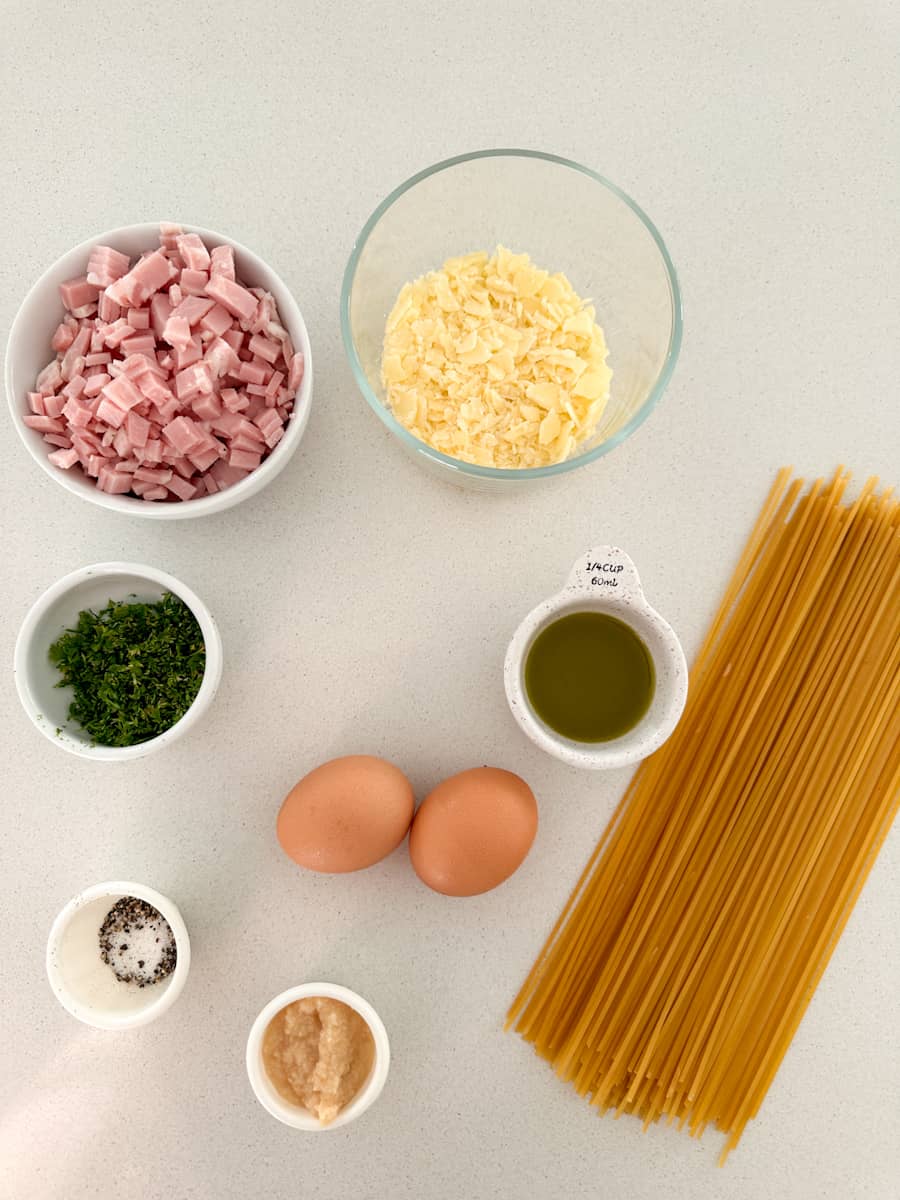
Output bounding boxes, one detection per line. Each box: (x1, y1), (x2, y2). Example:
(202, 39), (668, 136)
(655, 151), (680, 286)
(5, 221), (312, 519)
(246, 982), (391, 1130)
(505, 546), (688, 769)
(14, 561), (223, 761)
(46, 881), (191, 1030)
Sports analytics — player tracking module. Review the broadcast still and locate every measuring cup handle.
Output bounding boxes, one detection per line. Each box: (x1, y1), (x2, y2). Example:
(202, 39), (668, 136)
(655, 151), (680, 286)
(564, 545), (645, 602)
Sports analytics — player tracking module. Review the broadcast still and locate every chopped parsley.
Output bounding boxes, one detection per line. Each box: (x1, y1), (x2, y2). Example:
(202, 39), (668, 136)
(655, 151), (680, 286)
(48, 593), (205, 747)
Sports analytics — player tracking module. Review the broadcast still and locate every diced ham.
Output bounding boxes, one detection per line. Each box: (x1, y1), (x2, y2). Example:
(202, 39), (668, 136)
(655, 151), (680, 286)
(254, 407), (282, 434)
(174, 362), (214, 401)
(23, 415), (66, 433)
(162, 313), (192, 352)
(113, 427), (132, 458)
(176, 233), (211, 271)
(95, 397), (127, 428)
(63, 396), (94, 427)
(204, 274), (257, 321)
(244, 395), (267, 421)
(106, 249), (172, 307)
(204, 336), (241, 379)
(102, 318), (133, 348)
(162, 415), (205, 454)
(86, 245), (130, 288)
(264, 369), (285, 398)
(61, 373), (86, 397)
(199, 303), (232, 338)
(72, 430), (101, 455)
(278, 333), (295, 364)
(187, 444), (223, 472)
(119, 333), (157, 358)
(28, 223), (298, 501)
(191, 392), (222, 421)
(139, 439), (164, 464)
(52, 323), (76, 352)
(170, 456), (196, 479)
(43, 395), (66, 421)
(209, 460), (249, 490)
(135, 371), (175, 405)
(166, 473), (198, 501)
(221, 388), (250, 412)
(248, 333), (281, 364)
(230, 431), (265, 453)
(59, 276), (100, 312)
(48, 447), (80, 469)
(159, 223), (183, 251)
(36, 359), (64, 394)
(209, 244), (235, 280)
(237, 359), (267, 386)
(169, 295), (215, 327)
(121, 352), (165, 379)
(98, 466), (133, 494)
(83, 373), (110, 397)
(156, 397), (181, 424)
(126, 410), (151, 447)
(134, 466), (173, 484)
(127, 307), (151, 330)
(288, 352), (304, 391)
(98, 292), (121, 322)
(221, 327), (244, 352)
(180, 269), (208, 296)
(101, 374), (143, 412)
(174, 336), (202, 370)
(150, 293), (173, 338)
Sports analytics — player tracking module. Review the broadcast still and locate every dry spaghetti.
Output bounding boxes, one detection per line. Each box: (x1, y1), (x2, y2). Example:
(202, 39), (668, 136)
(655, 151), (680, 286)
(506, 468), (900, 1163)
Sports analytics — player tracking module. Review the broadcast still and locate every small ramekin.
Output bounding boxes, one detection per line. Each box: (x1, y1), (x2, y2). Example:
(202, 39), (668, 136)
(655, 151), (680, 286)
(46, 881), (191, 1030)
(505, 546), (688, 769)
(5, 221), (312, 518)
(14, 561), (223, 761)
(246, 982), (391, 1130)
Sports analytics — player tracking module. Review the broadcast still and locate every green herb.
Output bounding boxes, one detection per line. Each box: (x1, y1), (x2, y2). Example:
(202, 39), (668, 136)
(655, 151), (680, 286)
(48, 592), (206, 747)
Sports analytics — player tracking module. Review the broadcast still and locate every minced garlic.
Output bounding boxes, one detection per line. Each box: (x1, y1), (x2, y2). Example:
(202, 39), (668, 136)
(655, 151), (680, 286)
(381, 246), (612, 469)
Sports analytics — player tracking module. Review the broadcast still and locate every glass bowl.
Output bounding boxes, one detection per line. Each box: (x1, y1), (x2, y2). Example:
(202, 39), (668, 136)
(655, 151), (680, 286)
(341, 150), (681, 490)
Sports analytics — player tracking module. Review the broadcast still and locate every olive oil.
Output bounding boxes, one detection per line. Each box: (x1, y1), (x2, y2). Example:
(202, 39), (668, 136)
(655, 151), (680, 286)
(524, 611), (655, 742)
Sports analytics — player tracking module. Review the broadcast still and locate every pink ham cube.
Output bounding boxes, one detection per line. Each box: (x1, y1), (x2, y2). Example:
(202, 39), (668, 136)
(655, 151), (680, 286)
(176, 233), (211, 272)
(86, 245), (131, 288)
(204, 274), (257, 322)
(209, 244), (235, 280)
(59, 276), (100, 312)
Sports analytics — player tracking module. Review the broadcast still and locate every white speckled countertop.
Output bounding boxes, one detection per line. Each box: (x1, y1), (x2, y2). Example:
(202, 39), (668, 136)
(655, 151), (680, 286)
(1, 3), (898, 1198)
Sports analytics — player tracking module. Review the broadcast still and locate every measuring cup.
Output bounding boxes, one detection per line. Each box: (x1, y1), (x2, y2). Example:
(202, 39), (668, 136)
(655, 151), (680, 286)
(504, 546), (688, 769)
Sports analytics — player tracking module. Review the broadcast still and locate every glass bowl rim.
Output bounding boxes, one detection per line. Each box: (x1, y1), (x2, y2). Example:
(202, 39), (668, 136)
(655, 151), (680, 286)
(340, 148), (683, 481)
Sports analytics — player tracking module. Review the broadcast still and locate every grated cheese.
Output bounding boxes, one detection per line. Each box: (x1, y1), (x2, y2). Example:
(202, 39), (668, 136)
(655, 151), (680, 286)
(381, 246), (612, 468)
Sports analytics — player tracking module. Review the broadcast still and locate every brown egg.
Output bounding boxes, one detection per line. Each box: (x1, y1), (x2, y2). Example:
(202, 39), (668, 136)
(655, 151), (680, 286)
(408, 767), (538, 897)
(277, 755), (415, 873)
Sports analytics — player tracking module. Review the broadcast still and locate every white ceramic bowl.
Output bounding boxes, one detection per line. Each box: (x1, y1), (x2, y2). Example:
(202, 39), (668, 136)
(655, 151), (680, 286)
(46, 881), (191, 1030)
(246, 982), (391, 1130)
(505, 546), (688, 769)
(5, 221), (312, 518)
(14, 561), (223, 761)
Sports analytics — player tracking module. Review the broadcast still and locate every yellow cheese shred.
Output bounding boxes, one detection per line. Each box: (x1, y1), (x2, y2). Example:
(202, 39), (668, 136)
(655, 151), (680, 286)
(381, 247), (612, 469)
